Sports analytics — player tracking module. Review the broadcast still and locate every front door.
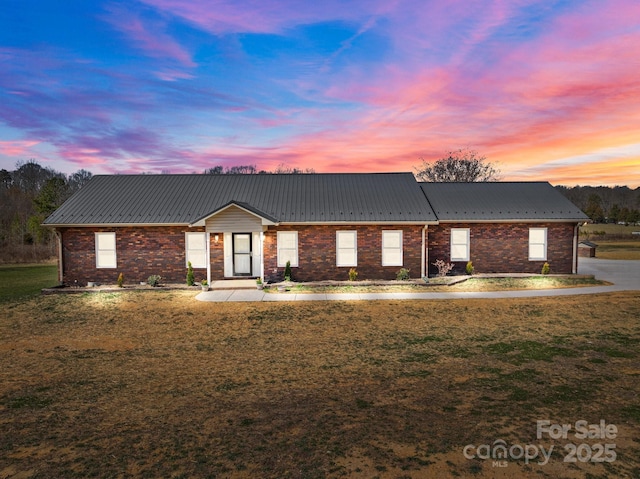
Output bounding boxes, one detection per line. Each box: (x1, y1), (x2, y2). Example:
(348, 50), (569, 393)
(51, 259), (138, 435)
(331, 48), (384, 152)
(233, 233), (252, 276)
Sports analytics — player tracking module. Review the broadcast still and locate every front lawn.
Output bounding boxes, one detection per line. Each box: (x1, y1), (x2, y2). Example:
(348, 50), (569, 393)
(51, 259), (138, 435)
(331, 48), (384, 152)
(1, 291), (639, 478)
(0, 263), (58, 302)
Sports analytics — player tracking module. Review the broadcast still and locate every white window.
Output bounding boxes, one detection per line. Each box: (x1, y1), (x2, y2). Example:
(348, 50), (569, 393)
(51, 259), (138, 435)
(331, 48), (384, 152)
(529, 228), (547, 261)
(450, 228), (470, 262)
(95, 232), (117, 268)
(277, 231), (299, 267)
(185, 232), (207, 268)
(382, 230), (403, 266)
(336, 231), (357, 267)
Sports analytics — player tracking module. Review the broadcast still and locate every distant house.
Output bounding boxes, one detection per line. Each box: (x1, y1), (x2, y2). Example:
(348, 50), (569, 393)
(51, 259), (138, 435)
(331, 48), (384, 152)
(43, 173), (588, 286)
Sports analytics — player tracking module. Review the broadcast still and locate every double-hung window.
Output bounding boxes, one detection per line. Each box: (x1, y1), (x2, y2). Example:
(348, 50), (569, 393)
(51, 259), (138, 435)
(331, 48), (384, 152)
(529, 228), (547, 261)
(95, 232), (117, 268)
(382, 230), (403, 266)
(450, 228), (470, 262)
(185, 232), (207, 268)
(336, 231), (357, 267)
(277, 231), (299, 267)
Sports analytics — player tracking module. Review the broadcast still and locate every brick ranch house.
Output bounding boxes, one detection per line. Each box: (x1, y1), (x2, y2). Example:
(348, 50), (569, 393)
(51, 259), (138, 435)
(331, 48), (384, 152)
(42, 173), (588, 286)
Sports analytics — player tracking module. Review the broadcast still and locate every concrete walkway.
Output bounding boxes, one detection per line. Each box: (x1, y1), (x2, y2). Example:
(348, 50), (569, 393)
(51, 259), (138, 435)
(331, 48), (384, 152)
(195, 258), (640, 302)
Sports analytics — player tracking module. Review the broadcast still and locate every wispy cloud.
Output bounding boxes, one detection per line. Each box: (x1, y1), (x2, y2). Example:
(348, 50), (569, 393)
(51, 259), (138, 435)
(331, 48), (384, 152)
(102, 2), (196, 70)
(0, 140), (41, 157)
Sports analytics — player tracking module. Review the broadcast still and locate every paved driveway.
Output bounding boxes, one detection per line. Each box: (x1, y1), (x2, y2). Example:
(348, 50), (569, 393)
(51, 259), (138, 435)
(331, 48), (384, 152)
(196, 258), (640, 302)
(578, 257), (640, 291)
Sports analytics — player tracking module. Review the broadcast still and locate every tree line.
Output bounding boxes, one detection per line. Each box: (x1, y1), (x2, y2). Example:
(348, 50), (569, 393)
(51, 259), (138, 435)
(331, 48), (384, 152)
(1, 161), (93, 263)
(556, 185), (640, 225)
(1, 157), (637, 264)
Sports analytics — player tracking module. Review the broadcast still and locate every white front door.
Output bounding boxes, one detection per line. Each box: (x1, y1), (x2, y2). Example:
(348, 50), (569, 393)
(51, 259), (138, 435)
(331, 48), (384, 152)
(233, 233), (252, 276)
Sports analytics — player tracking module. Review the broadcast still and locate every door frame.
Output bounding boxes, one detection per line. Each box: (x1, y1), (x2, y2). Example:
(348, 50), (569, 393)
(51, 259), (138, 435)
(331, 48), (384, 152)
(232, 233), (252, 276)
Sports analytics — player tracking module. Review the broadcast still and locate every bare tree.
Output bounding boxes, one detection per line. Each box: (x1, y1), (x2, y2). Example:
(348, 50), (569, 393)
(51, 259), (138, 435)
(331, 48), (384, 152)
(203, 165), (259, 175)
(415, 148), (500, 182)
(67, 169), (93, 193)
(203, 163), (314, 174)
(271, 163), (315, 174)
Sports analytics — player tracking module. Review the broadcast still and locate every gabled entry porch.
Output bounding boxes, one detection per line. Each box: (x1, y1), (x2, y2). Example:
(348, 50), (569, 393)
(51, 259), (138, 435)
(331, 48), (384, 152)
(190, 201), (278, 285)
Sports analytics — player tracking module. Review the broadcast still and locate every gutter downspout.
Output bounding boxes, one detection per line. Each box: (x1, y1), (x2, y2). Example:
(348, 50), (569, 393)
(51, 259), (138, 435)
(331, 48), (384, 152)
(421, 226), (427, 278)
(572, 224), (578, 274)
(54, 228), (63, 284)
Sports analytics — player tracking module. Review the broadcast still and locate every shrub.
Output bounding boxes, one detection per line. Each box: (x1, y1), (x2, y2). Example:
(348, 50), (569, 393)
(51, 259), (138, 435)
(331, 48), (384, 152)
(348, 268), (358, 281)
(147, 275), (162, 287)
(186, 261), (195, 286)
(396, 268), (410, 280)
(541, 262), (550, 275)
(432, 259), (454, 277)
(284, 260), (292, 282)
(117, 273), (124, 288)
(466, 261), (474, 275)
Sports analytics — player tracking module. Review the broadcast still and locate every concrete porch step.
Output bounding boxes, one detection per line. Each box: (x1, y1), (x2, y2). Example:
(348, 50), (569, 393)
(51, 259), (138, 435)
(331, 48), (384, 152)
(210, 279), (258, 290)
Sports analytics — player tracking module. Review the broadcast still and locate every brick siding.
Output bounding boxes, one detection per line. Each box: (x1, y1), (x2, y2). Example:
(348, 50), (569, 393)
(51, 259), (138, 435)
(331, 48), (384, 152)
(427, 222), (576, 275)
(59, 226), (207, 286)
(57, 221), (578, 285)
(263, 224), (425, 282)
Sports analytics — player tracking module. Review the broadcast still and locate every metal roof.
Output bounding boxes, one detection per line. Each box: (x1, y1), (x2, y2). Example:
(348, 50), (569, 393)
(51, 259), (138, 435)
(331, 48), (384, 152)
(420, 182), (589, 221)
(43, 173), (437, 226)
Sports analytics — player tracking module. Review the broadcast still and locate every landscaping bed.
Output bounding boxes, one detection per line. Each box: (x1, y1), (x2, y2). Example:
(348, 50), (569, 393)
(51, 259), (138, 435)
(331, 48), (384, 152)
(264, 274), (605, 294)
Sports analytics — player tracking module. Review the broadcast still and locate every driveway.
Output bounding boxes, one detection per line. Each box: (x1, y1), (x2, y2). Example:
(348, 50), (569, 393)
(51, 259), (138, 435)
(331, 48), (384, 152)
(577, 257), (640, 290)
(196, 258), (640, 302)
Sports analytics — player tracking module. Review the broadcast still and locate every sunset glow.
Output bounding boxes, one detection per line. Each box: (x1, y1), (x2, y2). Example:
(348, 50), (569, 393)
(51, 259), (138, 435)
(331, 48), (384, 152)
(1, 0), (639, 186)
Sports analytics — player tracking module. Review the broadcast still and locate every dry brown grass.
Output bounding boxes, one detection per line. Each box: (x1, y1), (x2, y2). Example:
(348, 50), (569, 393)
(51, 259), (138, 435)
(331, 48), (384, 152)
(1, 291), (639, 478)
(594, 241), (640, 260)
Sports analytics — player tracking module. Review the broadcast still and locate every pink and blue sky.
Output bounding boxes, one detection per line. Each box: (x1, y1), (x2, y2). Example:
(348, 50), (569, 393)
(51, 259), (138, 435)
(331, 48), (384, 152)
(1, 0), (639, 186)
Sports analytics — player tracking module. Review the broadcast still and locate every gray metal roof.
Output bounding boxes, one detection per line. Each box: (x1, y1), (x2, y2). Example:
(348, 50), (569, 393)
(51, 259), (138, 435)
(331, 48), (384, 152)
(420, 182), (589, 221)
(43, 173), (437, 226)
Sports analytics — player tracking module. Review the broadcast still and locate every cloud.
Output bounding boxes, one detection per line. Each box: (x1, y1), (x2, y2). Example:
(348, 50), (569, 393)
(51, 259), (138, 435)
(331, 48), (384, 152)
(102, 2), (196, 70)
(0, 140), (41, 158)
(136, 0), (386, 35)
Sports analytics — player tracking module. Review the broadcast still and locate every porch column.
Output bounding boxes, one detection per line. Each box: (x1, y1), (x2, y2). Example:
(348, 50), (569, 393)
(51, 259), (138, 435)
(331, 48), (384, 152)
(260, 231), (265, 281)
(206, 232), (211, 285)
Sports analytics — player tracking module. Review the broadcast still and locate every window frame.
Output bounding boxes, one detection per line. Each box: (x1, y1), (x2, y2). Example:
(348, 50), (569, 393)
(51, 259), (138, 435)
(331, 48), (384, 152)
(336, 230), (358, 267)
(528, 227), (548, 261)
(95, 232), (117, 269)
(382, 230), (403, 266)
(450, 228), (470, 262)
(277, 231), (299, 267)
(185, 232), (207, 268)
